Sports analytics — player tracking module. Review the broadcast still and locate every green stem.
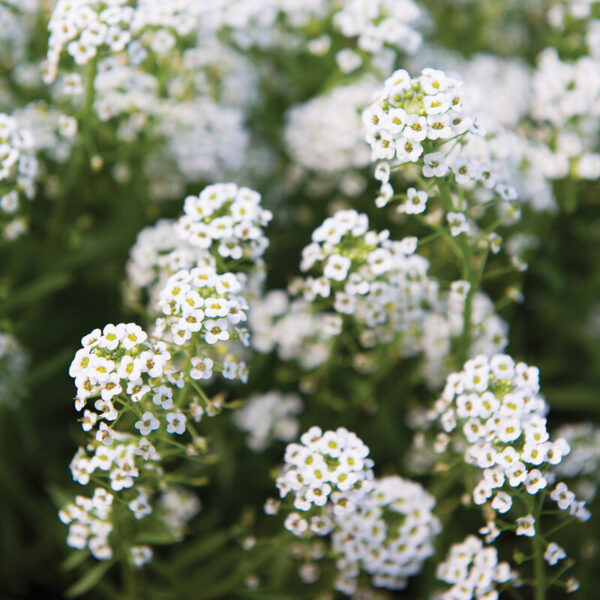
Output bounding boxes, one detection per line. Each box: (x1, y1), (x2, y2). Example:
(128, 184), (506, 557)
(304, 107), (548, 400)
(532, 491), (547, 600)
(532, 534), (546, 600)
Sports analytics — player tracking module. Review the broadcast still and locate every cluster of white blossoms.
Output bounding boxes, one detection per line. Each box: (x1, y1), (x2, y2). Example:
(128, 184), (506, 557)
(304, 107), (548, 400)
(192, 0), (423, 62)
(156, 266), (249, 382)
(249, 291), (340, 371)
(436, 534), (514, 600)
(553, 423), (600, 501)
(364, 68), (521, 236)
(124, 219), (215, 313)
(332, 476), (441, 594)
(174, 183), (272, 264)
(0, 332), (28, 407)
(273, 430), (441, 595)
(284, 77), (374, 175)
(294, 210), (508, 385)
(0, 1), (41, 70)
(333, 0), (423, 56)
(232, 391), (303, 452)
(69, 437), (160, 491)
(431, 354), (592, 523)
(407, 48), (560, 214)
(363, 67), (476, 165)
(277, 426), (375, 520)
(44, 0), (206, 84)
(68, 322), (186, 441)
(0, 113), (38, 239)
(124, 184), (270, 313)
(156, 100), (249, 185)
(15, 101), (78, 164)
(299, 210), (425, 326)
(529, 48), (600, 180)
(59, 487), (114, 560)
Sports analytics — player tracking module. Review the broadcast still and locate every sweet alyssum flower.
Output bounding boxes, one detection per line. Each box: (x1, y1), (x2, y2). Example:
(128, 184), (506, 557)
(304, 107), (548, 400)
(276, 426), (375, 516)
(232, 390), (303, 452)
(436, 534), (514, 600)
(156, 265), (250, 382)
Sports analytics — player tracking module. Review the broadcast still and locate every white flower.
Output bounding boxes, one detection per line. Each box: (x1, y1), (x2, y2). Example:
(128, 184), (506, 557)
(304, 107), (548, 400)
(166, 412), (186, 435)
(423, 152), (449, 178)
(323, 254), (352, 282)
(190, 357), (213, 380)
(135, 412), (160, 436)
(401, 187), (428, 214)
(447, 212), (470, 237)
(544, 542), (566, 566)
(515, 515), (536, 537)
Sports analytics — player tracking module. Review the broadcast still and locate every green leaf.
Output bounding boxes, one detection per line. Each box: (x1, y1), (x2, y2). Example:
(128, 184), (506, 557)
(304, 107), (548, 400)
(0, 272), (72, 316)
(64, 560), (113, 598)
(61, 550), (90, 572)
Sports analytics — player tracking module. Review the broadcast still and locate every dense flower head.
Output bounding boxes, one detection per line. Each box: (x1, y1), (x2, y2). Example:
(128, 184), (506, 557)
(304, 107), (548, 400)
(436, 534), (514, 600)
(332, 476), (441, 593)
(553, 423), (600, 500)
(0, 113), (38, 239)
(69, 436), (161, 489)
(175, 183), (272, 262)
(44, 0), (205, 83)
(125, 185), (269, 314)
(364, 68), (521, 238)
(249, 291), (340, 370)
(69, 323), (183, 433)
(233, 390), (303, 452)
(431, 354), (590, 522)
(277, 426), (375, 517)
(332, 0), (422, 56)
(299, 209), (429, 331)
(59, 486), (114, 560)
(124, 218), (216, 312)
(156, 266), (250, 382)
(284, 77), (374, 175)
(293, 211), (508, 385)
(363, 67), (476, 164)
(157, 101), (249, 184)
(529, 48), (600, 180)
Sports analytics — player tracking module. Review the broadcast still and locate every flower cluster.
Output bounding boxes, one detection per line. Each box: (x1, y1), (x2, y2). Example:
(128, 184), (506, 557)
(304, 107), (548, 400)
(124, 219), (215, 313)
(332, 476), (441, 593)
(553, 423), (600, 500)
(125, 184), (270, 314)
(44, 0), (205, 83)
(364, 68), (520, 239)
(69, 437), (160, 490)
(277, 426), (375, 519)
(249, 291), (340, 371)
(363, 67), (475, 165)
(69, 322), (183, 438)
(0, 113), (37, 239)
(157, 101), (249, 184)
(333, 0), (423, 57)
(273, 430), (441, 595)
(431, 354), (592, 523)
(156, 266), (249, 382)
(59, 487), (114, 560)
(284, 77), (374, 178)
(299, 210), (427, 332)
(174, 183), (272, 264)
(529, 48), (600, 180)
(232, 391), (303, 452)
(293, 210), (508, 385)
(436, 534), (514, 600)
